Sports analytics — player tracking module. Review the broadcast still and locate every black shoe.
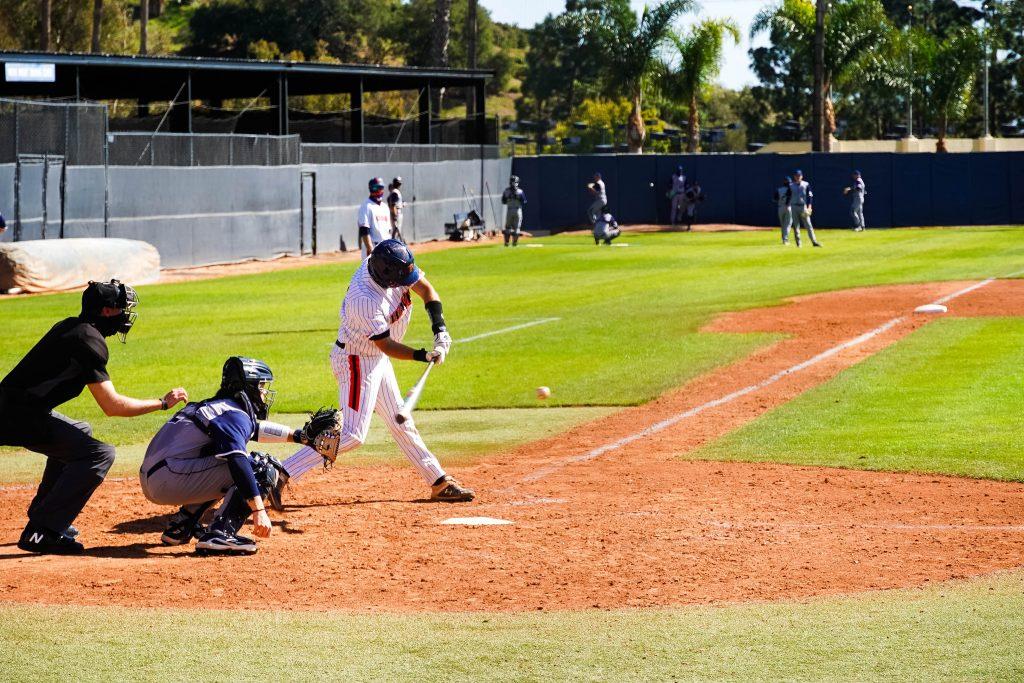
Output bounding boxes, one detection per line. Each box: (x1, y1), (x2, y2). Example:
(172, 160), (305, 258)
(18, 524), (84, 555)
(813, 242), (823, 248)
(195, 530), (258, 556)
(65, 525), (79, 539)
(161, 504), (211, 546)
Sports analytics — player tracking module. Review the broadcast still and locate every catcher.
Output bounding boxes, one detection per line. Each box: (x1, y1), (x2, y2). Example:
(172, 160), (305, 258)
(139, 356), (340, 555)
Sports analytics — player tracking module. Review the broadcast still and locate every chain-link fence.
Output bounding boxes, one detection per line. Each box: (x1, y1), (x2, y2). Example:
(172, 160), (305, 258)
(107, 132), (302, 166)
(0, 98), (108, 165)
(301, 143), (500, 164)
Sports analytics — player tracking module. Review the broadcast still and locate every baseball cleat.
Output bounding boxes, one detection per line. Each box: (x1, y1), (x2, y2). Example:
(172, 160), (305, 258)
(431, 476), (476, 502)
(161, 505), (209, 546)
(195, 530), (257, 556)
(17, 524), (85, 555)
(64, 524), (80, 539)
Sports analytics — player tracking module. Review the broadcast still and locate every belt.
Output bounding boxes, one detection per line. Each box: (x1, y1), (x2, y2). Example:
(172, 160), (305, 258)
(146, 459), (168, 477)
(335, 340), (346, 349)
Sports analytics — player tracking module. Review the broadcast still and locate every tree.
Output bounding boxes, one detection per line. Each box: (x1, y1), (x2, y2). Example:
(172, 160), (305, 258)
(39, 0), (50, 50)
(915, 26), (983, 151)
(586, 0), (694, 152)
(139, 0), (147, 54)
(663, 18), (740, 152)
(430, 0), (452, 66)
(90, 0), (102, 52)
(752, 0), (894, 151)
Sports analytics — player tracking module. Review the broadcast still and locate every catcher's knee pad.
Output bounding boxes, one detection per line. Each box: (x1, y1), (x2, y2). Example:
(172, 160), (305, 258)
(250, 451), (289, 511)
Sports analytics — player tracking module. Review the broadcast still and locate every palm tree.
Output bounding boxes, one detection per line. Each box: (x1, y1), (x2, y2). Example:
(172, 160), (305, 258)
(598, 0), (694, 153)
(915, 27), (983, 152)
(430, 0), (453, 112)
(752, 0), (893, 151)
(140, 0), (148, 55)
(39, 0), (51, 50)
(664, 19), (740, 152)
(91, 0), (103, 53)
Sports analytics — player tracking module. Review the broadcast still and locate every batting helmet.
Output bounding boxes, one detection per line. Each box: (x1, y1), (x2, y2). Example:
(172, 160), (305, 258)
(221, 356), (275, 420)
(369, 177), (386, 192)
(368, 239), (421, 289)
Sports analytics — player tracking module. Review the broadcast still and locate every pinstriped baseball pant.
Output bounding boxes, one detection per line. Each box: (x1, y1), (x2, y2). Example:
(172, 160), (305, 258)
(286, 349), (446, 485)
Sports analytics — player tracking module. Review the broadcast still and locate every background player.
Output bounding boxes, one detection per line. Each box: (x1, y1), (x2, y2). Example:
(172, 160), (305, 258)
(283, 240), (474, 502)
(358, 176), (393, 258)
(587, 172), (607, 224)
(0, 280), (188, 554)
(681, 181), (705, 231)
(501, 175), (527, 247)
(0, 208), (6, 235)
(774, 175), (793, 244)
(844, 170), (867, 232)
(140, 357), (334, 555)
(387, 177), (405, 242)
(785, 170), (822, 248)
(669, 166), (687, 228)
(593, 210), (621, 245)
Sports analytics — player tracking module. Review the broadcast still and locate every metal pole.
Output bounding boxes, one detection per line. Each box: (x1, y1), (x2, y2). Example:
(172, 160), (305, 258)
(983, 2), (990, 138)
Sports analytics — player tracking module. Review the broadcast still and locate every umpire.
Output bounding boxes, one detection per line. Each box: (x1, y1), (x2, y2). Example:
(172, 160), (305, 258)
(0, 279), (188, 555)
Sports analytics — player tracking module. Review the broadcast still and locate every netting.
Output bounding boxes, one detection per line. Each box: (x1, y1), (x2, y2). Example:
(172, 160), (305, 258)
(0, 98), (107, 165)
(106, 133), (301, 166)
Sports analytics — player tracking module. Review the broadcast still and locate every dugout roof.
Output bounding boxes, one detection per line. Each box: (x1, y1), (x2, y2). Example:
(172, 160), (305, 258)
(0, 51), (493, 141)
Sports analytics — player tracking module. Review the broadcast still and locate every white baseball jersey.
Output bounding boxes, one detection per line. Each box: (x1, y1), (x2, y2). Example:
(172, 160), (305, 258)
(282, 259), (446, 488)
(337, 261), (415, 356)
(593, 179), (607, 202)
(357, 197), (392, 256)
(786, 180), (813, 206)
(775, 185), (790, 208)
(851, 178), (866, 201)
(672, 174), (687, 196)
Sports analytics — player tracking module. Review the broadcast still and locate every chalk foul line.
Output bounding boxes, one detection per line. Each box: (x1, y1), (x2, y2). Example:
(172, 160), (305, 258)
(457, 318), (561, 344)
(522, 274), (1016, 483)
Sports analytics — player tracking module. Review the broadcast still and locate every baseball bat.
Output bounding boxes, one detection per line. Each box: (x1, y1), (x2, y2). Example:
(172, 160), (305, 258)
(396, 360), (435, 424)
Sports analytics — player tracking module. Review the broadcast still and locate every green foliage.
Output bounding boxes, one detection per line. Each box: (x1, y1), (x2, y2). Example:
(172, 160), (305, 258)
(0, 0), (135, 52)
(914, 26), (984, 146)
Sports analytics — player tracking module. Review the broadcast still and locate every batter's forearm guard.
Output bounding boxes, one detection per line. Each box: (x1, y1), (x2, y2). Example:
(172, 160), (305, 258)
(425, 300), (446, 334)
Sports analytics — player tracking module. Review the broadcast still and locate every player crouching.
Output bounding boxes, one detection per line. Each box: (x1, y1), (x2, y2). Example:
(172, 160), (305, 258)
(139, 357), (340, 555)
(283, 239), (474, 503)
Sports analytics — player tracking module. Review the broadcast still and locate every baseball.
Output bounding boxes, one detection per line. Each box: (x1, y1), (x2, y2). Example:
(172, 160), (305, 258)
(536, 386), (551, 400)
(649, 182), (654, 187)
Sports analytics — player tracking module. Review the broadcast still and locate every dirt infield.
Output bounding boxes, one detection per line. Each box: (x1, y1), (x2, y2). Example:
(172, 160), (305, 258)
(1, 279), (1023, 612)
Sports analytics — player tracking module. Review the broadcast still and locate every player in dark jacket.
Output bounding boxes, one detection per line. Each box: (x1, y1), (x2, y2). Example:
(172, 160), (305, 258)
(0, 280), (188, 555)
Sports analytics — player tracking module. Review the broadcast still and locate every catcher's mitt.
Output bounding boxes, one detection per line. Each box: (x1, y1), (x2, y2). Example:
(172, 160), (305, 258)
(301, 407), (342, 464)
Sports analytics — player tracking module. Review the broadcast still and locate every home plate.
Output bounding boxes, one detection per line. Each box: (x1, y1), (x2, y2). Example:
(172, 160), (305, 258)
(440, 517), (513, 526)
(914, 303), (948, 314)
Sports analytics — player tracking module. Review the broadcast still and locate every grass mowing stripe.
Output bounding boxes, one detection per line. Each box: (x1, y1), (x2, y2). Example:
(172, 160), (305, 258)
(696, 316), (1024, 481)
(0, 572), (1022, 681)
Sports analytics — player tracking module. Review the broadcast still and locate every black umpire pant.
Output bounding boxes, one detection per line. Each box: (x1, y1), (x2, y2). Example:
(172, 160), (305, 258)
(0, 408), (115, 533)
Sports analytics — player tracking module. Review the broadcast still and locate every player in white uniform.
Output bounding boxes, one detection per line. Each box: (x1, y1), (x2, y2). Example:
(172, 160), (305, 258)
(387, 177), (405, 242)
(358, 177), (393, 259)
(774, 175), (793, 244)
(283, 240), (474, 502)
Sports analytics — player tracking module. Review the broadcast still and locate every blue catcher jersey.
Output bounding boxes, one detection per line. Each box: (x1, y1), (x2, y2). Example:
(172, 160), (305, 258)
(141, 397), (256, 474)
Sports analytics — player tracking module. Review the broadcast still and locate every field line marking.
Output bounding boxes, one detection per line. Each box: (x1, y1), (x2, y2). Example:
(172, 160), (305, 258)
(522, 273), (1016, 484)
(457, 318), (561, 344)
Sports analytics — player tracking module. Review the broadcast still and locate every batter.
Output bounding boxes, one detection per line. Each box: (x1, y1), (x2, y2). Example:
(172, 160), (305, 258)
(283, 240), (474, 502)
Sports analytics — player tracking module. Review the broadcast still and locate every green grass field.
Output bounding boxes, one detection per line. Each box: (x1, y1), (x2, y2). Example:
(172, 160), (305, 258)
(3, 226), (1024, 681)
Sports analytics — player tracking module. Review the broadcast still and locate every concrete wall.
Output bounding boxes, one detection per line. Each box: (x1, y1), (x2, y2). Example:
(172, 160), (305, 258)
(759, 137), (1024, 154)
(0, 163), (14, 244)
(514, 152), (1024, 230)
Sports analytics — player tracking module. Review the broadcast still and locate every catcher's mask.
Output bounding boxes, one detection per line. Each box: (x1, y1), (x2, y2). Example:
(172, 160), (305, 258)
(81, 279), (139, 343)
(221, 356), (275, 420)
(368, 239), (421, 289)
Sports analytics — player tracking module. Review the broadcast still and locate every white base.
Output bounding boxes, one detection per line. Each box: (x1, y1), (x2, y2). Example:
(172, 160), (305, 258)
(523, 244), (544, 248)
(914, 303), (948, 314)
(440, 517), (513, 526)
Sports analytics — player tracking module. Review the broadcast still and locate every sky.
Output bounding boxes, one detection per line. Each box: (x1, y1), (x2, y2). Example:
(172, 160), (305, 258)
(479, 0), (766, 89)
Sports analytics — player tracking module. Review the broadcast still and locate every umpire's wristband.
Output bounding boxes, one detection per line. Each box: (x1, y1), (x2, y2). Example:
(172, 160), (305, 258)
(413, 348), (429, 363)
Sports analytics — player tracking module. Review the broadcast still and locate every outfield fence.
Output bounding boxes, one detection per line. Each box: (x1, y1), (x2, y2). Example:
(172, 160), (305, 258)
(513, 152), (1024, 231)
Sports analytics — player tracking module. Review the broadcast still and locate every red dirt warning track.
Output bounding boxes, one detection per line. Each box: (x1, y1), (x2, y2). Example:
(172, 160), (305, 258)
(1, 279), (1023, 612)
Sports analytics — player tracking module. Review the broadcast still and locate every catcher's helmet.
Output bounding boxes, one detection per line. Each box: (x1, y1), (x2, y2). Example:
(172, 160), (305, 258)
(221, 356), (275, 420)
(81, 279), (139, 342)
(368, 239), (421, 289)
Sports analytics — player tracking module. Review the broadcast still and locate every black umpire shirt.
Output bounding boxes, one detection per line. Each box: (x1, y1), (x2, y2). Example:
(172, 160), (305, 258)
(0, 317), (110, 417)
